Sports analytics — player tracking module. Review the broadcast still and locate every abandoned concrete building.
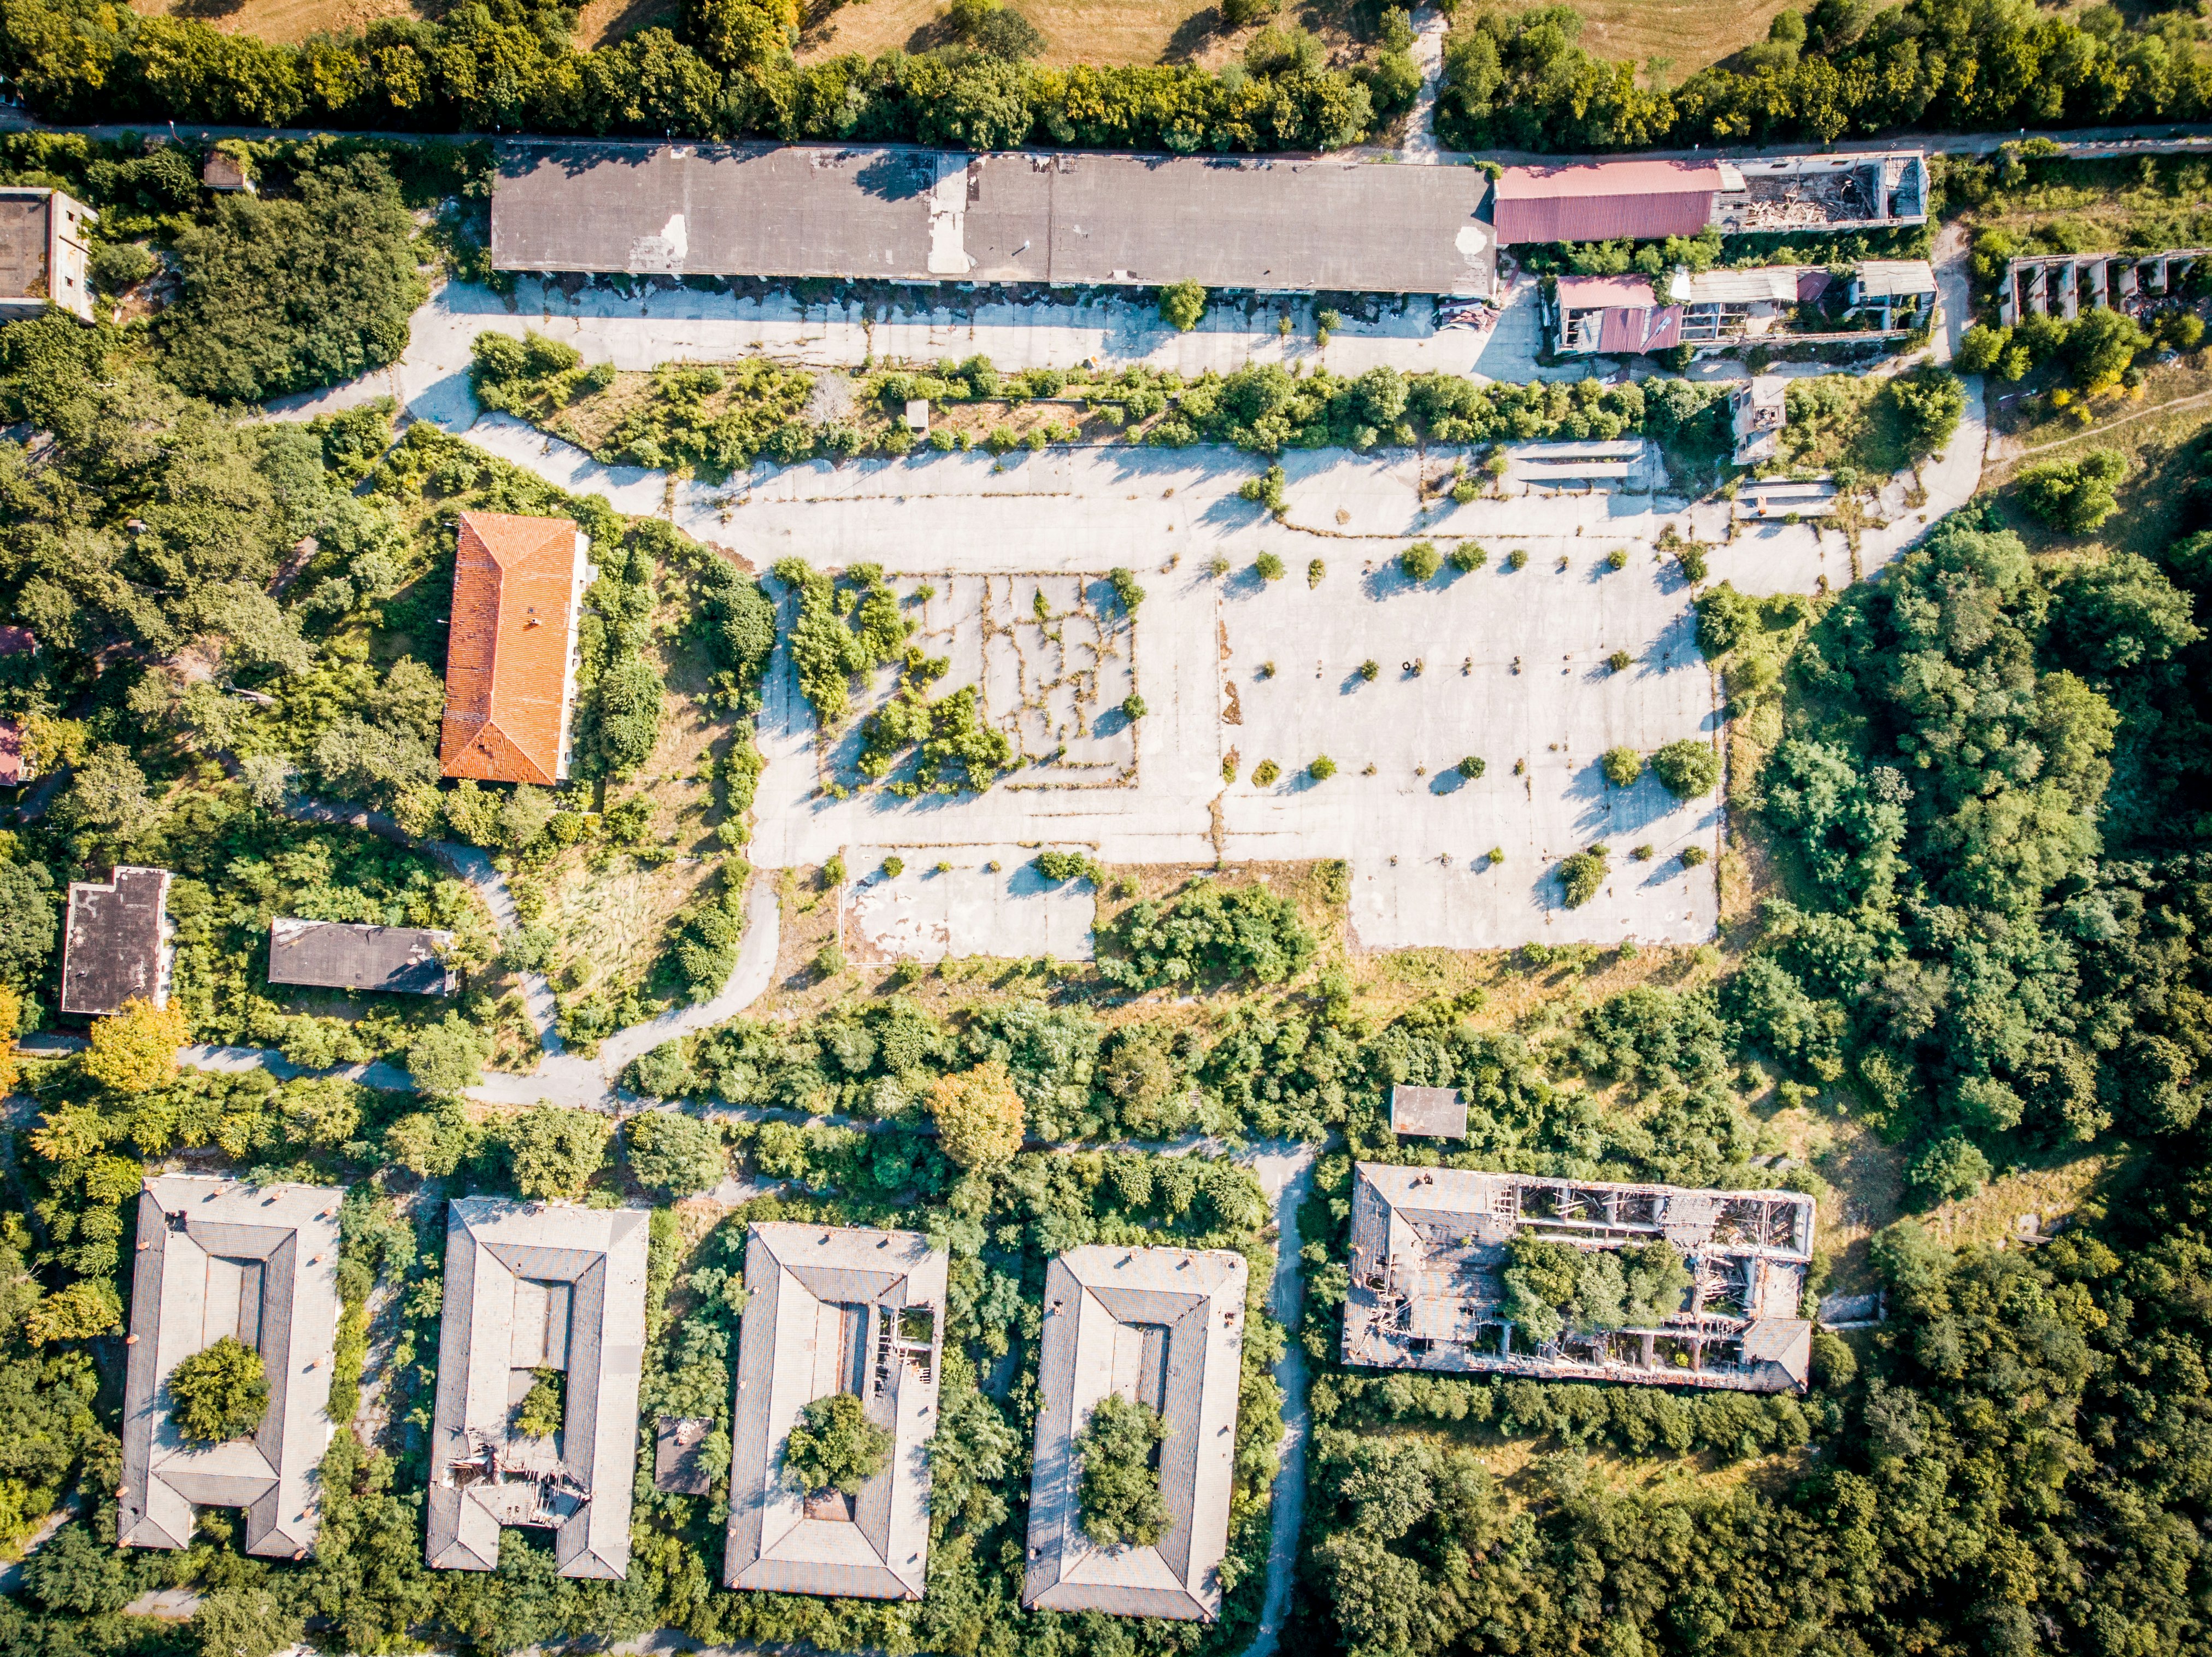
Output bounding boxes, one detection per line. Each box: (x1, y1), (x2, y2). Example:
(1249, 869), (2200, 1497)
(61, 865), (172, 1016)
(492, 142), (1495, 297)
(0, 186), (95, 322)
(1553, 258), (1937, 356)
(1707, 152), (1927, 234)
(724, 1223), (948, 1600)
(1732, 377), (1790, 465)
(1998, 247), (2207, 327)
(267, 918), (456, 996)
(1023, 1245), (1247, 1621)
(120, 1177), (343, 1558)
(1342, 1164), (1816, 1394)
(426, 1200), (650, 1579)
(1499, 151), (1925, 249)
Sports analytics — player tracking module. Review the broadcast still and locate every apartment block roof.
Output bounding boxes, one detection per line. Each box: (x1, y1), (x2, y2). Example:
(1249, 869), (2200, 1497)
(119, 1177), (343, 1558)
(1343, 1163), (1815, 1393)
(725, 1223), (948, 1601)
(427, 1200), (649, 1579)
(61, 865), (171, 1016)
(267, 918), (455, 996)
(1023, 1245), (1247, 1622)
(439, 512), (590, 786)
(1495, 160), (1725, 246)
(491, 142), (1497, 297)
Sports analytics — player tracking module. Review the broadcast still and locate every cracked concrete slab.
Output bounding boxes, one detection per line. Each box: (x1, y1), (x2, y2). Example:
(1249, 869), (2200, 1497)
(840, 845), (1098, 963)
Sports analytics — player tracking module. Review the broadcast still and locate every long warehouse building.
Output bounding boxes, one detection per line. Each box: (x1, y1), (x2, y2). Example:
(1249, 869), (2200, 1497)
(491, 142), (1497, 296)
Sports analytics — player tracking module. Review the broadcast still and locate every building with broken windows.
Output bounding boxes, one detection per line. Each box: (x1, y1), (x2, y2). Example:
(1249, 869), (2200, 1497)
(1342, 1164), (1815, 1394)
(426, 1200), (649, 1579)
(1707, 152), (1926, 234)
(119, 1177), (342, 1558)
(1023, 1245), (1246, 1621)
(1498, 151), (1925, 250)
(1998, 246), (2208, 327)
(724, 1223), (947, 1600)
(1554, 259), (1937, 357)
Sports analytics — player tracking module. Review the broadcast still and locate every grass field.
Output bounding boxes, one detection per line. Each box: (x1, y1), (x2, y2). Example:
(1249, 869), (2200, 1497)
(130, 0), (1787, 79)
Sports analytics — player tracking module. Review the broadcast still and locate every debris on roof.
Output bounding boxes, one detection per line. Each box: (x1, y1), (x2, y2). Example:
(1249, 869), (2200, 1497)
(655, 1417), (713, 1495)
(426, 1200), (650, 1579)
(61, 865), (172, 1016)
(1342, 1163), (1816, 1394)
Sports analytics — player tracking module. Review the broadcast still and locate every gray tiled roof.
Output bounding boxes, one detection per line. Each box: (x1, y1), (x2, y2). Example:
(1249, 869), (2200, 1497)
(1023, 1245), (1248, 1622)
(426, 1200), (649, 1579)
(1342, 1163), (1816, 1392)
(119, 1177), (343, 1558)
(267, 918), (456, 996)
(61, 866), (170, 1015)
(724, 1223), (947, 1601)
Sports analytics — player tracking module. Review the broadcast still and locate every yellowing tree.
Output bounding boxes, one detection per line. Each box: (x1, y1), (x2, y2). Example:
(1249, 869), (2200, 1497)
(928, 1061), (1025, 1170)
(82, 999), (189, 1095)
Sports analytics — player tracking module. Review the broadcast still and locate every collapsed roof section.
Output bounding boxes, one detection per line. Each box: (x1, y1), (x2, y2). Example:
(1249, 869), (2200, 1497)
(725, 1223), (948, 1601)
(1709, 152), (1928, 234)
(1343, 1164), (1815, 1394)
(1023, 1245), (1247, 1622)
(120, 1177), (343, 1558)
(427, 1200), (649, 1579)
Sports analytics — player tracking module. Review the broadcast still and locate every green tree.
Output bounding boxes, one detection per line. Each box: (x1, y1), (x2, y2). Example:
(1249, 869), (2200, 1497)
(1558, 844), (1609, 907)
(1400, 541), (1442, 581)
(506, 1105), (612, 1202)
(0, 859), (54, 991)
(515, 1368), (563, 1438)
(2018, 448), (2128, 533)
(1075, 1392), (1169, 1547)
(83, 999), (189, 1094)
(1600, 747), (1642, 787)
(405, 1015), (487, 1100)
(167, 1337), (268, 1442)
(784, 1392), (891, 1495)
(1158, 281), (1208, 332)
(1649, 738), (1720, 796)
(625, 1110), (725, 1197)
(1883, 364), (1966, 459)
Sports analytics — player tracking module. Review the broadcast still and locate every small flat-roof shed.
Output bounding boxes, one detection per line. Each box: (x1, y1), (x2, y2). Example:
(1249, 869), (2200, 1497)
(267, 918), (455, 996)
(492, 143), (1496, 297)
(61, 865), (172, 1016)
(119, 1176), (343, 1558)
(1023, 1245), (1246, 1621)
(1390, 1085), (1467, 1138)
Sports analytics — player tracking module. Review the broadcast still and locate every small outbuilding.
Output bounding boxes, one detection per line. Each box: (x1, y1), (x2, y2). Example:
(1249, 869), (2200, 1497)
(0, 719), (32, 786)
(439, 511), (594, 786)
(1390, 1085), (1467, 1139)
(61, 865), (172, 1016)
(267, 918), (456, 996)
(0, 187), (95, 323)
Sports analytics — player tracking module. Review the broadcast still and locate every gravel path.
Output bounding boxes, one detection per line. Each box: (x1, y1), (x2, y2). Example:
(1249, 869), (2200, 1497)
(1237, 1142), (1320, 1657)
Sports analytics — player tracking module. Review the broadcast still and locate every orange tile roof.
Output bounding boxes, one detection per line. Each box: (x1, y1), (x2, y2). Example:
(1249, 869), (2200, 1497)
(439, 512), (585, 786)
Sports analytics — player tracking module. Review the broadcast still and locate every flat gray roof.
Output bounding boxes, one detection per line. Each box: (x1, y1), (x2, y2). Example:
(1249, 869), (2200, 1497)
(268, 918), (455, 996)
(725, 1222), (947, 1601)
(492, 143), (1495, 296)
(120, 1177), (343, 1558)
(426, 1200), (650, 1579)
(1023, 1245), (1247, 1621)
(61, 865), (169, 1016)
(1390, 1085), (1467, 1138)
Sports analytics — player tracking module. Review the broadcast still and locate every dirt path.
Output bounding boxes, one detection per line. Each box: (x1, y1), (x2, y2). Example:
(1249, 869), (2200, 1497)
(1995, 388), (2212, 466)
(1238, 1142), (1319, 1657)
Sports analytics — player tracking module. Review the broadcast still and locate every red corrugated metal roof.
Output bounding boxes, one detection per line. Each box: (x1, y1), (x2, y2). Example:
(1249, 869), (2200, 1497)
(1596, 305), (1684, 354)
(1495, 160), (1723, 246)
